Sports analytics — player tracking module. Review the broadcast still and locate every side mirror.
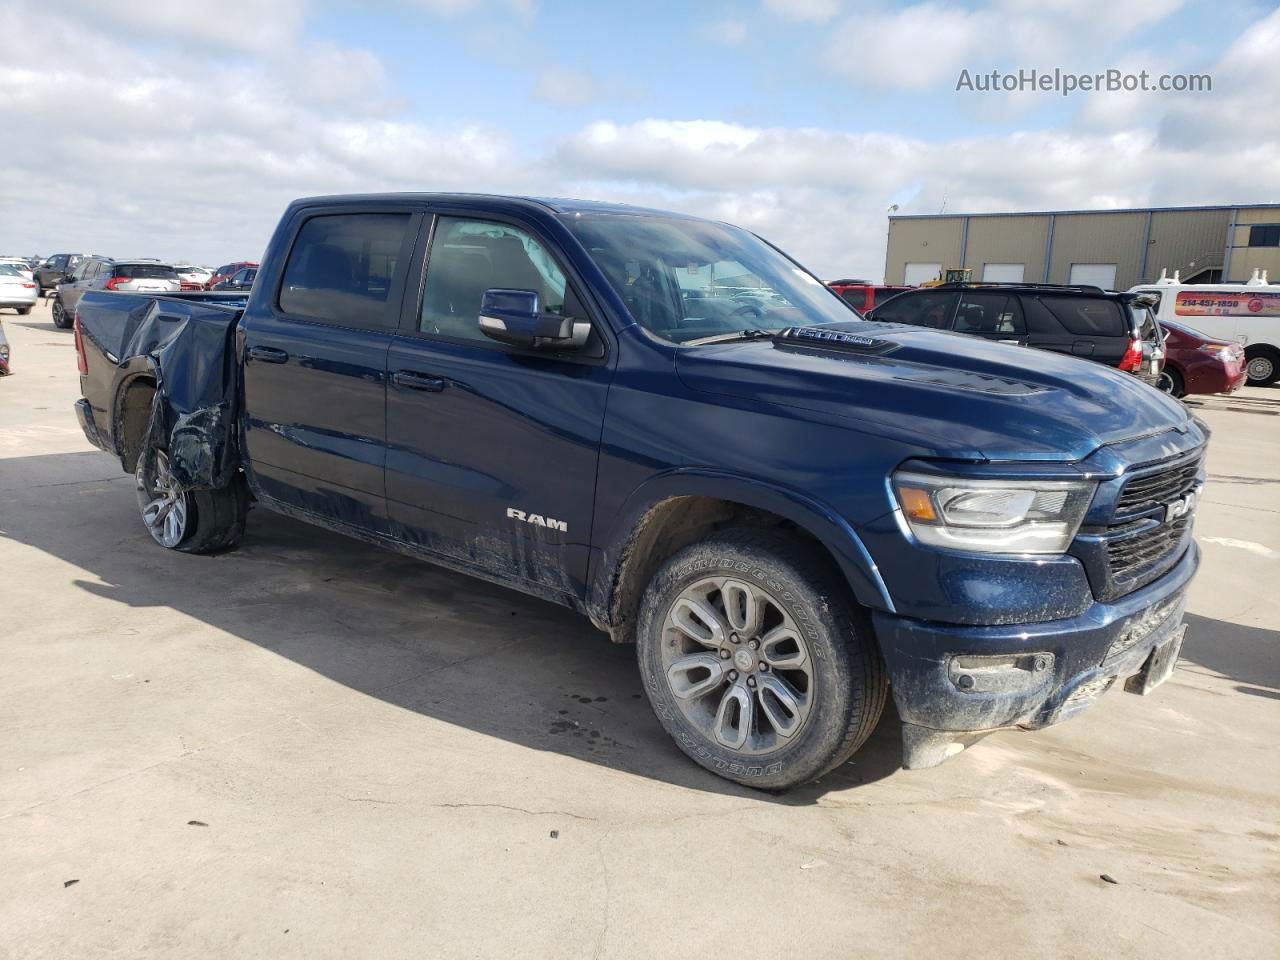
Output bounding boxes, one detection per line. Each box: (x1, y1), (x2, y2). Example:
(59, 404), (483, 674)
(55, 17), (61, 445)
(478, 288), (589, 349)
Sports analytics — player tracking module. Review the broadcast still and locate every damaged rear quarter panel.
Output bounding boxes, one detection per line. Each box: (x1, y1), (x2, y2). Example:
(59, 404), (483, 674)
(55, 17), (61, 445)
(77, 291), (245, 492)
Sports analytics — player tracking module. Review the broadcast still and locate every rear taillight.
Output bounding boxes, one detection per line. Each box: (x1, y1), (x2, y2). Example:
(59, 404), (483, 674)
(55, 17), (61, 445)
(105, 276), (128, 290)
(22, 282), (35, 289)
(74, 310), (88, 374)
(1117, 337), (1143, 372)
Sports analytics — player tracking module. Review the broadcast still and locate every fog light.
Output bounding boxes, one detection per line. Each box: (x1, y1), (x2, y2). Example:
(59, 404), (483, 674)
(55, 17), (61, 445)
(947, 653), (1055, 694)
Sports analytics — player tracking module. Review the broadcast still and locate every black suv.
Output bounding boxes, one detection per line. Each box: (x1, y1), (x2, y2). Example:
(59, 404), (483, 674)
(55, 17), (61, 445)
(34, 254), (89, 296)
(867, 283), (1164, 384)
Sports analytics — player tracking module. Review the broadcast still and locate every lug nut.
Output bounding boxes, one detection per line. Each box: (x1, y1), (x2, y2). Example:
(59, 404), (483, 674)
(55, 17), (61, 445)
(730, 634), (741, 644)
(760, 663), (769, 672)
(748, 639), (759, 650)
(728, 670), (738, 682)
(719, 649), (731, 659)
(747, 676), (757, 688)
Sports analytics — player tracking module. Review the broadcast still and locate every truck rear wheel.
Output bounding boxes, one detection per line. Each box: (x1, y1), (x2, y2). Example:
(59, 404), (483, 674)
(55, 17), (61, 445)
(636, 529), (886, 790)
(1245, 346), (1279, 386)
(135, 450), (248, 553)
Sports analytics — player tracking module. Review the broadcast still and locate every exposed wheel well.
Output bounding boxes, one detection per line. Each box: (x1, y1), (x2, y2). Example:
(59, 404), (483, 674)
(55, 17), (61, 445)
(115, 376), (157, 474)
(603, 495), (844, 644)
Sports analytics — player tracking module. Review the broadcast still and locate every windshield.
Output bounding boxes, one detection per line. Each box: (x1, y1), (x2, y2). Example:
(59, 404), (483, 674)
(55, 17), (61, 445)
(563, 214), (858, 343)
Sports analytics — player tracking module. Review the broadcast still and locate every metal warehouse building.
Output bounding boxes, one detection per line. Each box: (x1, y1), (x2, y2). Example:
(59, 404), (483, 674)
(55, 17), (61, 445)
(885, 203), (1280, 290)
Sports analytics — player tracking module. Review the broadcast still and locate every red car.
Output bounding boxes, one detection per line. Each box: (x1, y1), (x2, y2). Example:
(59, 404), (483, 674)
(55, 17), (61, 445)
(1158, 317), (1247, 397)
(827, 280), (913, 312)
(205, 261), (258, 290)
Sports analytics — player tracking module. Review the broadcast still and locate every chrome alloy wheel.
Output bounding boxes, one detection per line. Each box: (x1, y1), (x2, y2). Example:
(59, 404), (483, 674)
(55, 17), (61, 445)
(660, 576), (814, 755)
(1247, 354), (1274, 384)
(136, 450), (188, 548)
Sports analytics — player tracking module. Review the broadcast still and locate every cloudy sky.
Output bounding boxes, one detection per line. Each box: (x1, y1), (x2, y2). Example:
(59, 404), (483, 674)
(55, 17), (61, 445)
(1, 0), (1277, 280)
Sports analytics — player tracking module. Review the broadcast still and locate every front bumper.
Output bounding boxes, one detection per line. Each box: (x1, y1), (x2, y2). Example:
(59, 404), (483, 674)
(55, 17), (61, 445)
(873, 540), (1198, 767)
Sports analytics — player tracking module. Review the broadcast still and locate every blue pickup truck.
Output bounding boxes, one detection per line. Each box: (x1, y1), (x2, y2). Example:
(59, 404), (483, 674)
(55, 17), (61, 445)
(73, 194), (1204, 789)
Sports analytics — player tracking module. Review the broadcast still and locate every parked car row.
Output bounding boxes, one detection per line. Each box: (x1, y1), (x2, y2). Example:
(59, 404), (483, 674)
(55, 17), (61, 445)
(826, 275), (1263, 395)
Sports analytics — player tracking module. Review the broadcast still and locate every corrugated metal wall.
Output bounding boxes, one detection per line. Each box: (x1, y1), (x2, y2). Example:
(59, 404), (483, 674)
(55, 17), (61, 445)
(884, 217), (963, 284)
(1047, 212), (1147, 287)
(964, 215), (1049, 282)
(1147, 209), (1230, 283)
(886, 206), (1279, 289)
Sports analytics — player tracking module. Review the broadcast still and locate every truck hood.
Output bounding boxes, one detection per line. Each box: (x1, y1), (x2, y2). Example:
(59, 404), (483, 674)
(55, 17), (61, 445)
(675, 322), (1195, 462)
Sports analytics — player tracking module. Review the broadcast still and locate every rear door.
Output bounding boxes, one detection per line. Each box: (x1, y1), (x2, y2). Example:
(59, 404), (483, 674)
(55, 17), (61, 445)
(868, 290), (959, 329)
(1022, 294), (1129, 366)
(952, 292), (1027, 345)
(383, 211), (614, 599)
(240, 205), (420, 532)
(59, 260), (100, 313)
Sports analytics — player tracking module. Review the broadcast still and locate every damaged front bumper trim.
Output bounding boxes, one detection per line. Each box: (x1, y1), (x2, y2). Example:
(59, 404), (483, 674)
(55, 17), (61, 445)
(875, 542), (1199, 768)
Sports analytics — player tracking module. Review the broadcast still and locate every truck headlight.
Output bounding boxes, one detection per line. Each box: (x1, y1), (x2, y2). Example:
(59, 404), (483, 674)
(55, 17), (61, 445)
(892, 471), (1095, 555)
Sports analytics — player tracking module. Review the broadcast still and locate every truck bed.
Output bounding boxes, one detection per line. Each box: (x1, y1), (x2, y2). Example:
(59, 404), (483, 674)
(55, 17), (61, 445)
(76, 291), (249, 492)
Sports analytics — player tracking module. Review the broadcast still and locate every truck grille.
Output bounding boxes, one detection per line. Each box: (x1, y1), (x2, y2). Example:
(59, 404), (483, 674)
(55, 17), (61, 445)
(1107, 514), (1193, 580)
(1115, 458), (1201, 516)
(1084, 452), (1202, 601)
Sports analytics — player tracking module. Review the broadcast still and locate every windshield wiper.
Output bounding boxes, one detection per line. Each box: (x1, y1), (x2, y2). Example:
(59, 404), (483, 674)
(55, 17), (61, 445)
(685, 328), (779, 346)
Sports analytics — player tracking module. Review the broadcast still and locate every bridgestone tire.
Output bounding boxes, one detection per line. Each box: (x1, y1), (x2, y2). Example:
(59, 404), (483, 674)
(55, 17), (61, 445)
(636, 528), (887, 790)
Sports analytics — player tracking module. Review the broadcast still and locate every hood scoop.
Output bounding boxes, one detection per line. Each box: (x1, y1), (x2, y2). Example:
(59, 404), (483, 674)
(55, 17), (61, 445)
(773, 325), (1048, 397)
(773, 325), (898, 355)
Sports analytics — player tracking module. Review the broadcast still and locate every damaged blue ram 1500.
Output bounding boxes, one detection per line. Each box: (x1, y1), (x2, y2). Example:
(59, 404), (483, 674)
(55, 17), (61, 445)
(73, 194), (1205, 789)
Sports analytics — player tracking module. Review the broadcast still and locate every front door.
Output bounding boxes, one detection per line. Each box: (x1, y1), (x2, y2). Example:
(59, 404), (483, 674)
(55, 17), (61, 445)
(240, 207), (419, 532)
(384, 214), (613, 600)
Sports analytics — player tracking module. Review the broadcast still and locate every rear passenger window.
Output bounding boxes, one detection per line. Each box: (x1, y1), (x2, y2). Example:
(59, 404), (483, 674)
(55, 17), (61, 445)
(871, 291), (957, 329)
(419, 217), (570, 341)
(954, 294), (1025, 335)
(841, 289), (867, 309)
(1034, 296), (1126, 337)
(279, 213), (411, 327)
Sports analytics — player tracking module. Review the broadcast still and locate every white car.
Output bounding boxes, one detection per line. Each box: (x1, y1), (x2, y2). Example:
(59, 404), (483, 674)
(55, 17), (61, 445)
(174, 265), (213, 289)
(0, 258), (35, 282)
(0, 264), (38, 314)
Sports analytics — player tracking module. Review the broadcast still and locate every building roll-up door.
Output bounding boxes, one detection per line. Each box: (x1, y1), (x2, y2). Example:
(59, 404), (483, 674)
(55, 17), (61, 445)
(1068, 263), (1118, 290)
(982, 263), (1025, 283)
(904, 262), (943, 285)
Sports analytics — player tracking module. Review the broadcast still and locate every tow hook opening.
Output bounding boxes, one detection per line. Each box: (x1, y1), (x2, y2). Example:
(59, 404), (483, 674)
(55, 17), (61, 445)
(947, 652), (1054, 695)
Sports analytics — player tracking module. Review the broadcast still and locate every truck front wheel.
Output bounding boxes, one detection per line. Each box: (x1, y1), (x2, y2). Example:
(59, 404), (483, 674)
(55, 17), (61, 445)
(636, 529), (887, 790)
(135, 450), (248, 553)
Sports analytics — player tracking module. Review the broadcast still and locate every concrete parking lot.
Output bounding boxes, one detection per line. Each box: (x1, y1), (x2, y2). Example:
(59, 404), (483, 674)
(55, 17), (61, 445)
(1, 297), (1277, 959)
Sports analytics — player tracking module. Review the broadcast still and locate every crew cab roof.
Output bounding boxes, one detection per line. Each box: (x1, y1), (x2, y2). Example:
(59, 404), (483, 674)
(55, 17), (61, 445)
(288, 192), (712, 220)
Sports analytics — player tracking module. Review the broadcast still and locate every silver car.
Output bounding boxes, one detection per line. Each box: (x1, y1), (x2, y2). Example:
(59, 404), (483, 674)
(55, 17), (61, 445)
(0, 264), (38, 315)
(53, 258), (182, 328)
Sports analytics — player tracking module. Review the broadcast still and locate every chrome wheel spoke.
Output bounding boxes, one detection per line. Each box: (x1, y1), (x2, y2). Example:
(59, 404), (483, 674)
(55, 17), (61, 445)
(666, 653), (727, 701)
(757, 674), (806, 739)
(661, 574), (815, 757)
(670, 596), (728, 648)
(713, 682), (752, 750)
(721, 579), (761, 636)
(759, 624), (807, 669)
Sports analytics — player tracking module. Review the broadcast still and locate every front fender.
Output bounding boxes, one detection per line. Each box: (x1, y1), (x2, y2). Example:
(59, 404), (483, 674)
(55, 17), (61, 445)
(586, 468), (895, 633)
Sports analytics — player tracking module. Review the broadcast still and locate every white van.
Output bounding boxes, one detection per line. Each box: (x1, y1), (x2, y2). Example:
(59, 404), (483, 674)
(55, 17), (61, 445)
(1130, 270), (1280, 386)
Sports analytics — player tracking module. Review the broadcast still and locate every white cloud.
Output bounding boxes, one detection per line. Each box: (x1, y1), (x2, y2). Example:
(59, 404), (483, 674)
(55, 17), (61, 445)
(532, 65), (601, 109)
(702, 18), (749, 46)
(822, 0), (1189, 92)
(762, 0), (842, 22)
